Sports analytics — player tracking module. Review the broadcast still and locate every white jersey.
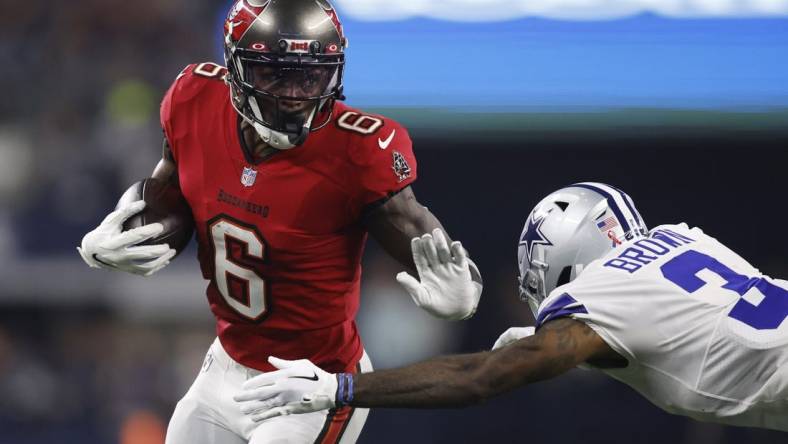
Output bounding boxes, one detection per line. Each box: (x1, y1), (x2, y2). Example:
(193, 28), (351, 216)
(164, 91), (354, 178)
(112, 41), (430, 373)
(536, 223), (788, 431)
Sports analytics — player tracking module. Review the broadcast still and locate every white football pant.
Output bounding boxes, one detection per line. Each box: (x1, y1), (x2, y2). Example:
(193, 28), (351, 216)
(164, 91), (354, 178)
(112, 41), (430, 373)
(166, 338), (372, 444)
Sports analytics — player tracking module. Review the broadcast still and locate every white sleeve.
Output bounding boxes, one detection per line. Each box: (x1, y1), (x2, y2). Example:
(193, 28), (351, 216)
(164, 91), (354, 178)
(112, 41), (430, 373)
(534, 268), (651, 363)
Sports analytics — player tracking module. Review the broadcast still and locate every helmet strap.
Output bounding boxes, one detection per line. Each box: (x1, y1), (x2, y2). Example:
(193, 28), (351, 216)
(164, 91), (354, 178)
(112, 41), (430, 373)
(237, 95), (316, 150)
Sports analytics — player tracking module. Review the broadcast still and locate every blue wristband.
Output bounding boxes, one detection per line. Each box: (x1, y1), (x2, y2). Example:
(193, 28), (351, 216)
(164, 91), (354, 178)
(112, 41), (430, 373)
(336, 373), (354, 407)
(336, 373), (346, 407)
(346, 373), (354, 404)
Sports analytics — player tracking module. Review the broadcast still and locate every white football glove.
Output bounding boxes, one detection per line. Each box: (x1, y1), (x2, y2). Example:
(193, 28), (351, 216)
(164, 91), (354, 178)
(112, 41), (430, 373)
(492, 327), (536, 350)
(396, 229), (482, 320)
(234, 356), (338, 422)
(77, 200), (176, 276)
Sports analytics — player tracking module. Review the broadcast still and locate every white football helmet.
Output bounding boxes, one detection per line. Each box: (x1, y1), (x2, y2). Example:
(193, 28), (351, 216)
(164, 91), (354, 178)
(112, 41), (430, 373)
(517, 182), (648, 316)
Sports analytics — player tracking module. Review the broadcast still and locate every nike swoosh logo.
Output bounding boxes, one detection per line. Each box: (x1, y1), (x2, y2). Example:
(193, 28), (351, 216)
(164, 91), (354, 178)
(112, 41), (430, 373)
(292, 373), (319, 381)
(378, 129), (396, 150)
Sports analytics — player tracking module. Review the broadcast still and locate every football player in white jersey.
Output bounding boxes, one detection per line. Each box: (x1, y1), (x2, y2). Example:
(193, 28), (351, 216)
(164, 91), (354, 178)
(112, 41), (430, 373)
(232, 182), (788, 432)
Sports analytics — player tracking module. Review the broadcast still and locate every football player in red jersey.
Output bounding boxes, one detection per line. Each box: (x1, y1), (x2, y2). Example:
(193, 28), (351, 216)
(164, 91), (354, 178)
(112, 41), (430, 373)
(77, 1), (482, 443)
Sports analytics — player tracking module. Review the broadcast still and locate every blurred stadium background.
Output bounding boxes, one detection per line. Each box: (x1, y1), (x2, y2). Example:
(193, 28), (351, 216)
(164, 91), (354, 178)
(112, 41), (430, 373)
(1, 0), (788, 443)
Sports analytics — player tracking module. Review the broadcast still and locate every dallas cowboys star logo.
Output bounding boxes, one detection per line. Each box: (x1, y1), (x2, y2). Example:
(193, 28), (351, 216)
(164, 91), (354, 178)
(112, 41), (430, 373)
(519, 212), (553, 263)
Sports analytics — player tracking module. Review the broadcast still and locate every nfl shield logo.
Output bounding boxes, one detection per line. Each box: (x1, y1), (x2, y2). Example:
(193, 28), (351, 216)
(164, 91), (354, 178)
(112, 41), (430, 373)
(240, 166), (258, 187)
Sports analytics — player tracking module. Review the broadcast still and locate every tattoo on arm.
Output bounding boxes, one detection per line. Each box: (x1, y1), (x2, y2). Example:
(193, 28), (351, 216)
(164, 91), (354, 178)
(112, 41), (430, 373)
(350, 318), (614, 409)
(530, 318), (598, 376)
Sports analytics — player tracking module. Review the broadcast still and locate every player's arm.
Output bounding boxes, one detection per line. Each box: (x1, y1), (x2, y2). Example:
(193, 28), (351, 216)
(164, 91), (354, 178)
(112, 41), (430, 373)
(234, 317), (619, 418)
(365, 188), (482, 320)
(349, 318), (611, 408)
(364, 185), (444, 273)
(151, 137), (179, 186)
(77, 136), (177, 276)
(365, 185), (481, 283)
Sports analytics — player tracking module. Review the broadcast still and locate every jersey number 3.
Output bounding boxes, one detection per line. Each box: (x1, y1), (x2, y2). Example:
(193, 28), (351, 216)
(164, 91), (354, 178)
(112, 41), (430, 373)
(209, 216), (269, 321)
(661, 250), (788, 330)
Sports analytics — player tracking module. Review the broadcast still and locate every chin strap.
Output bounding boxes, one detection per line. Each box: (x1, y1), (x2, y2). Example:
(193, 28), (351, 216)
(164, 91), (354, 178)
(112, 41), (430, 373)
(250, 120), (300, 150)
(244, 96), (300, 150)
(229, 93), (307, 150)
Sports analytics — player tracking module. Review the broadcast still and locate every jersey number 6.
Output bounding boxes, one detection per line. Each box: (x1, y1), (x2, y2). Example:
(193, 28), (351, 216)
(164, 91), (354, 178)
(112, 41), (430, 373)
(208, 216), (269, 321)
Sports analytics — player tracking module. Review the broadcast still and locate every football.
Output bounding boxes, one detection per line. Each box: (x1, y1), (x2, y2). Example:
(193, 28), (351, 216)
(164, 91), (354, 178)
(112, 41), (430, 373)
(118, 178), (195, 255)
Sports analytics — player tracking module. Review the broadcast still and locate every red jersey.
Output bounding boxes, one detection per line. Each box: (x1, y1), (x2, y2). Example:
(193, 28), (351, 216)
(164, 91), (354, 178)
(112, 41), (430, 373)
(160, 62), (417, 373)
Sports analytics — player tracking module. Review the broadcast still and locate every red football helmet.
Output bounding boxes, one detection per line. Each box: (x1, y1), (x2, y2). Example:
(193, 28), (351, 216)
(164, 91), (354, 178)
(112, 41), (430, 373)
(223, 0), (347, 149)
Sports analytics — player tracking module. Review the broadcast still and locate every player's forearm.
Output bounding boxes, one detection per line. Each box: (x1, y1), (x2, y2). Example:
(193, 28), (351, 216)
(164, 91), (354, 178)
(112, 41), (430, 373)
(350, 352), (495, 408)
(368, 204), (446, 273)
(347, 321), (594, 409)
(386, 205), (483, 288)
(152, 138), (179, 186)
(349, 345), (548, 409)
(366, 193), (482, 287)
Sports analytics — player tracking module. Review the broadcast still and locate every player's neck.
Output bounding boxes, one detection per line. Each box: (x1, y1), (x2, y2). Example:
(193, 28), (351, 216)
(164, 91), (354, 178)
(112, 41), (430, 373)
(239, 119), (279, 163)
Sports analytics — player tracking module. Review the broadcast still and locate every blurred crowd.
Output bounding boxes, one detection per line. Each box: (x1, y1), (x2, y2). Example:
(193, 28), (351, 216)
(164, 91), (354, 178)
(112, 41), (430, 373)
(0, 310), (209, 444)
(0, 0), (224, 255)
(0, 2), (228, 442)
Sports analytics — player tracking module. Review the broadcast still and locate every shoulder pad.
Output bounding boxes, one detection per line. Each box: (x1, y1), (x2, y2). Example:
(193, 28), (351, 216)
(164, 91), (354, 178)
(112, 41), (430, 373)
(160, 62), (229, 160)
(334, 107), (412, 160)
(167, 62), (229, 105)
(334, 106), (417, 204)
